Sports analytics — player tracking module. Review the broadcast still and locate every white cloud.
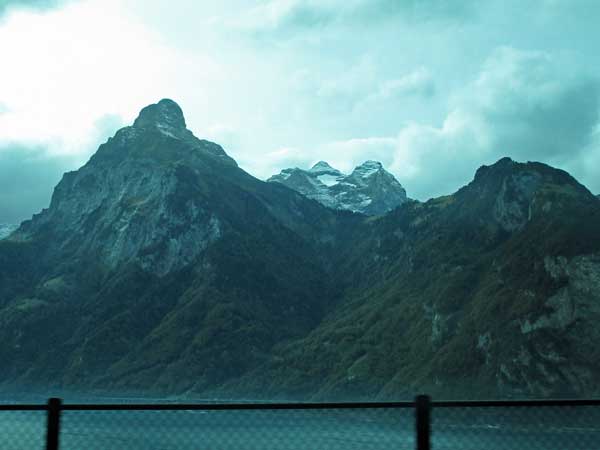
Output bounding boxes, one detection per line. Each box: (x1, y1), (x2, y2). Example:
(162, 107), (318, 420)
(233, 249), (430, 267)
(0, 0), (223, 157)
(369, 68), (434, 101)
(353, 67), (435, 114)
(311, 46), (600, 200)
(398, 47), (598, 198)
(2, 0), (600, 221)
(317, 137), (397, 174)
(240, 146), (314, 179)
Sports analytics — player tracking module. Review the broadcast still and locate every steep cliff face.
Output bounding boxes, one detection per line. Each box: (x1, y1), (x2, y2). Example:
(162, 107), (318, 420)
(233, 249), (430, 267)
(268, 160), (408, 215)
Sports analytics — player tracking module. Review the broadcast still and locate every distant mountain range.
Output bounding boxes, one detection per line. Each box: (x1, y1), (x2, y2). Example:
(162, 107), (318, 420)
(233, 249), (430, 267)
(1, 99), (599, 400)
(268, 160), (408, 215)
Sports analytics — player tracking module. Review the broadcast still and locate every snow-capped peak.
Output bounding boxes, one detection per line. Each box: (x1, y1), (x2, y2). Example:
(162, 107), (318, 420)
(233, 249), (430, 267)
(352, 160), (384, 179)
(268, 160), (408, 215)
(310, 161), (338, 173)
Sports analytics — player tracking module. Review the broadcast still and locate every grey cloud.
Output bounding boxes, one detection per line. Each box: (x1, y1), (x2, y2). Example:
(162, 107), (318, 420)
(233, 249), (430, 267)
(0, 0), (72, 16)
(241, 0), (479, 38)
(472, 48), (600, 164)
(275, 2), (334, 31)
(0, 147), (76, 224)
(488, 80), (599, 162)
(355, 0), (479, 23)
(361, 68), (435, 106)
(0, 113), (123, 224)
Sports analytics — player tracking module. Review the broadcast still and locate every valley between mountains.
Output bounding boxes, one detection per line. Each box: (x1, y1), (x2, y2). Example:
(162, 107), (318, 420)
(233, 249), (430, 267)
(1, 99), (599, 400)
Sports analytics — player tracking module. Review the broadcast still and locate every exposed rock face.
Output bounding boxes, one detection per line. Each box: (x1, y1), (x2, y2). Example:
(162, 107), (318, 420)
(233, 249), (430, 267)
(0, 224), (17, 240)
(501, 254), (600, 396)
(268, 160), (408, 215)
(493, 170), (542, 231)
(13, 99), (239, 276)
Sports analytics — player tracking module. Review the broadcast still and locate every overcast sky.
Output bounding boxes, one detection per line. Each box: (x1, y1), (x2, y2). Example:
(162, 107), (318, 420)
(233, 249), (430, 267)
(1, 0), (600, 223)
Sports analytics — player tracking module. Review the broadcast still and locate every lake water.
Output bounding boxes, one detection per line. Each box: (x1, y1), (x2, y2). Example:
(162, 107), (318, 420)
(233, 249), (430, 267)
(1, 406), (599, 449)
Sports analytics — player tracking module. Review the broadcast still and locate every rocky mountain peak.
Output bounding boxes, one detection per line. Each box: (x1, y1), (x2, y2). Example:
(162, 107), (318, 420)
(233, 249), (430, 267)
(356, 160), (383, 170)
(457, 157), (596, 233)
(473, 157), (515, 182)
(98, 99), (236, 166)
(350, 160), (384, 179)
(309, 161), (341, 176)
(133, 98), (186, 131)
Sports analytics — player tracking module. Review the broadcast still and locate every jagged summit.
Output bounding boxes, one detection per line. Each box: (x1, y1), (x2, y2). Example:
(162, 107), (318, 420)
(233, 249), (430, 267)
(96, 99), (236, 166)
(452, 157), (598, 233)
(351, 160), (384, 178)
(309, 161), (341, 175)
(133, 98), (186, 130)
(268, 160), (408, 215)
(471, 157), (586, 191)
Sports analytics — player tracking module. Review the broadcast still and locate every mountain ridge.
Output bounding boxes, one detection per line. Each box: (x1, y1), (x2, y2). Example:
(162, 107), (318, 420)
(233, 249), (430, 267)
(1, 99), (599, 400)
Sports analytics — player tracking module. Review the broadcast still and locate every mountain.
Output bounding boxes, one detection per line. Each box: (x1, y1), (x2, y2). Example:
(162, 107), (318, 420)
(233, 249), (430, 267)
(0, 99), (599, 400)
(232, 157), (600, 400)
(0, 99), (356, 394)
(0, 224), (17, 240)
(268, 160), (408, 215)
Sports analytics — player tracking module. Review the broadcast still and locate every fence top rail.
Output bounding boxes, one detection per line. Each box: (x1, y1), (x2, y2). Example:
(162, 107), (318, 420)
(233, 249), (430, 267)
(432, 399), (600, 408)
(1, 398), (600, 411)
(0, 404), (47, 411)
(63, 401), (414, 411)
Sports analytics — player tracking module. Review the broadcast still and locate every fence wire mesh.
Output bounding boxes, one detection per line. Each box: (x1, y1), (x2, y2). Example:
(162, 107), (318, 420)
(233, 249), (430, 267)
(432, 405), (600, 450)
(59, 407), (412, 450)
(0, 410), (46, 450)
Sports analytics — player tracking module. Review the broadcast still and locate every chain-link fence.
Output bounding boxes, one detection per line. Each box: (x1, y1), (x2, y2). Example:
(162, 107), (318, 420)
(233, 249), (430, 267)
(0, 410), (46, 450)
(59, 407), (412, 450)
(1, 398), (599, 450)
(432, 403), (600, 450)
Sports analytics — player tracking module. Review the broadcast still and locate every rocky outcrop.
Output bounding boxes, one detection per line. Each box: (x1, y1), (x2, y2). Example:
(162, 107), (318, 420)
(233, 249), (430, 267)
(268, 160), (408, 215)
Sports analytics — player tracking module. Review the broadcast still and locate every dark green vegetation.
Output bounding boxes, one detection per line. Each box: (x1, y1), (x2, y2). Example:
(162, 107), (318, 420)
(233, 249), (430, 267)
(1, 100), (599, 400)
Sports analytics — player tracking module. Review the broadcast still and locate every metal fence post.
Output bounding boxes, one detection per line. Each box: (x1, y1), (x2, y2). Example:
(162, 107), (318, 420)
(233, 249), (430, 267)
(46, 398), (62, 450)
(415, 395), (431, 450)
